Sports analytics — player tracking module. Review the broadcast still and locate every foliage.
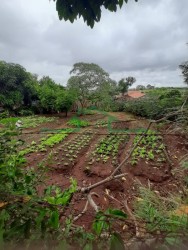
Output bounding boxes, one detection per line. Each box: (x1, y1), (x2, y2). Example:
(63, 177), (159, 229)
(77, 108), (95, 116)
(61, 130), (93, 169)
(118, 77), (136, 96)
(131, 130), (166, 165)
(19, 129), (72, 155)
(36, 76), (75, 115)
(52, 0), (138, 28)
(67, 117), (90, 127)
(136, 85), (145, 90)
(134, 186), (188, 246)
(0, 61), (38, 110)
(93, 208), (127, 236)
(67, 62), (115, 109)
(0, 125), (78, 248)
(124, 92), (183, 119)
(0, 60), (75, 116)
(0, 115), (56, 129)
(90, 81), (118, 111)
(180, 61), (188, 85)
(85, 133), (129, 173)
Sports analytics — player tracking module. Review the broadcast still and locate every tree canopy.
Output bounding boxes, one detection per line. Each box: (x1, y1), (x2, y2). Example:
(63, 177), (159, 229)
(52, 0), (138, 28)
(67, 62), (116, 110)
(118, 76), (136, 96)
(0, 60), (75, 116)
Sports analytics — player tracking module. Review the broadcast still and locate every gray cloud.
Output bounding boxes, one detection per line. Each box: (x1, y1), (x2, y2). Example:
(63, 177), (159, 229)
(0, 0), (187, 86)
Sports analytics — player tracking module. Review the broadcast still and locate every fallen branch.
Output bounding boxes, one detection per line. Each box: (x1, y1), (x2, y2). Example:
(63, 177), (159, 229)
(123, 199), (141, 238)
(88, 192), (99, 212)
(73, 200), (89, 222)
(79, 173), (127, 193)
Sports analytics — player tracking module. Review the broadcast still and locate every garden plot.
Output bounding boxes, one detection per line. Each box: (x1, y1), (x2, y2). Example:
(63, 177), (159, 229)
(0, 115), (56, 128)
(127, 130), (171, 182)
(19, 129), (72, 156)
(56, 129), (96, 171)
(84, 132), (130, 176)
(15, 111), (187, 235)
(131, 130), (166, 165)
(94, 120), (108, 128)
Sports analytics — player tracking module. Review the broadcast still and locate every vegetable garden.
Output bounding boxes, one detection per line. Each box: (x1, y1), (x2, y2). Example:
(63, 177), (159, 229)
(1, 111), (188, 249)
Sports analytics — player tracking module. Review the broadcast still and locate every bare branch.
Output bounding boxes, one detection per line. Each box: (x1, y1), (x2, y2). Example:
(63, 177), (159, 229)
(73, 200), (89, 222)
(87, 192), (99, 212)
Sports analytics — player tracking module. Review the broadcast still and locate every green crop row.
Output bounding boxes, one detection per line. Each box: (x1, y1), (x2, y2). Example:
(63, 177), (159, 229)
(131, 130), (166, 165)
(95, 120), (108, 128)
(19, 129), (72, 156)
(67, 117), (89, 127)
(85, 133), (129, 173)
(61, 130), (94, 169)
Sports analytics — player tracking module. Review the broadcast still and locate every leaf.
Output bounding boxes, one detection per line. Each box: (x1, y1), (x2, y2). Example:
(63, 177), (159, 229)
(46, 196), (55, 205)
(83, 243), (93, 250)
(92, 212), (109, 235)
(107, 209), (127, 219)
(49, 210), (59, 229)
(110, 233), (125, 250)
(119, 0), (124, 8)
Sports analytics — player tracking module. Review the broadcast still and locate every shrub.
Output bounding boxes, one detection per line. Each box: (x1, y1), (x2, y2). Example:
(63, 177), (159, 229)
(67, 117), (90, 127)
(124, 95), (183, 120)
(18, 109), (34, 116)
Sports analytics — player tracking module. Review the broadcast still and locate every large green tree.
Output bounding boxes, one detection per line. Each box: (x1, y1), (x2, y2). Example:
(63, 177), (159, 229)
(52, 0), (138, 28)
(37, 76), (75, 115)
(67, 62), (114, 109)
(0, 61), (36, 110)
(90, 81), (117, 110)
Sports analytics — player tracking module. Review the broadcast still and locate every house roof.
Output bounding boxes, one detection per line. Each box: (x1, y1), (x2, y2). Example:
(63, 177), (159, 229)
(127, 91), (145, 98)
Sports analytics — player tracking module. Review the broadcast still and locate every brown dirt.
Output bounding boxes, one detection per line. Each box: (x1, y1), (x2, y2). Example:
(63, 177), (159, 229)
(21, 112), (188, 232)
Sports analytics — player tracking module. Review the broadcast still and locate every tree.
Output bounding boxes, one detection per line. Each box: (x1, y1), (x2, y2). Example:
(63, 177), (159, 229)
(67, 62), (114, 109)
(55, 88), (75, 116)
(52, 0), (138, 28)
(0, 61), (33, 110)
(118, 77), (136, 96)
(147, 84), (155, 89)
(136, 85), (145, 90)
(90, 81), (117, 110)
(0, 61), (29, 94)
(180, 61), (188, 85)
(36, 76), (59, 113)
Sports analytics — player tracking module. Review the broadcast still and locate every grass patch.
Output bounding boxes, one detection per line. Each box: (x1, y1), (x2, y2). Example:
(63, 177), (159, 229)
(67, 117), (89, 127)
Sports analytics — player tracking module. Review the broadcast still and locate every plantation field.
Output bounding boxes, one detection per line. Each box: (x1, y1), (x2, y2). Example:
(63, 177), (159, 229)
(12, 111), (188, 233)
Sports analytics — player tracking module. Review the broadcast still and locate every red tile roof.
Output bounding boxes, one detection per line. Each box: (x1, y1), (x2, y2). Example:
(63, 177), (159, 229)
(127, 91), (145, 98)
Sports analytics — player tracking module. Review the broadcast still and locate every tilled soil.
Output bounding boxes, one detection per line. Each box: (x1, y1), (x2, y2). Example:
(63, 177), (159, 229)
(21, 112), (188, 233)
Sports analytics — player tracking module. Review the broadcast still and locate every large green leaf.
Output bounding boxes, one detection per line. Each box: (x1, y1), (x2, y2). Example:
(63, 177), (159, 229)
(49, 210), (59, 229)
(92, 211), (109, 235)
(110, 233), (125, 250)
(106, 208), (127, 219)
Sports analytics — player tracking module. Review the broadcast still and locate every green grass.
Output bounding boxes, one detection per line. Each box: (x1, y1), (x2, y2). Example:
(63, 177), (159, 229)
(67, 117), (89, 127)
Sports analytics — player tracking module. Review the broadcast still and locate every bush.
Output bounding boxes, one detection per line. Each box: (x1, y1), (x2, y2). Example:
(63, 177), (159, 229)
(18, 109), (34, 116)
(0, 110), (9, 119)
(124, 95), (183, 120)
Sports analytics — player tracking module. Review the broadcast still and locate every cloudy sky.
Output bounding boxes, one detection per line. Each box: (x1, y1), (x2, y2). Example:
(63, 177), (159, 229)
(0, 0), (188, 87)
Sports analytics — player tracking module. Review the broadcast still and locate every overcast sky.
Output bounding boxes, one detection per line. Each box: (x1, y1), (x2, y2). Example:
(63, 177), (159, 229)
(0, 0), (188, 87)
